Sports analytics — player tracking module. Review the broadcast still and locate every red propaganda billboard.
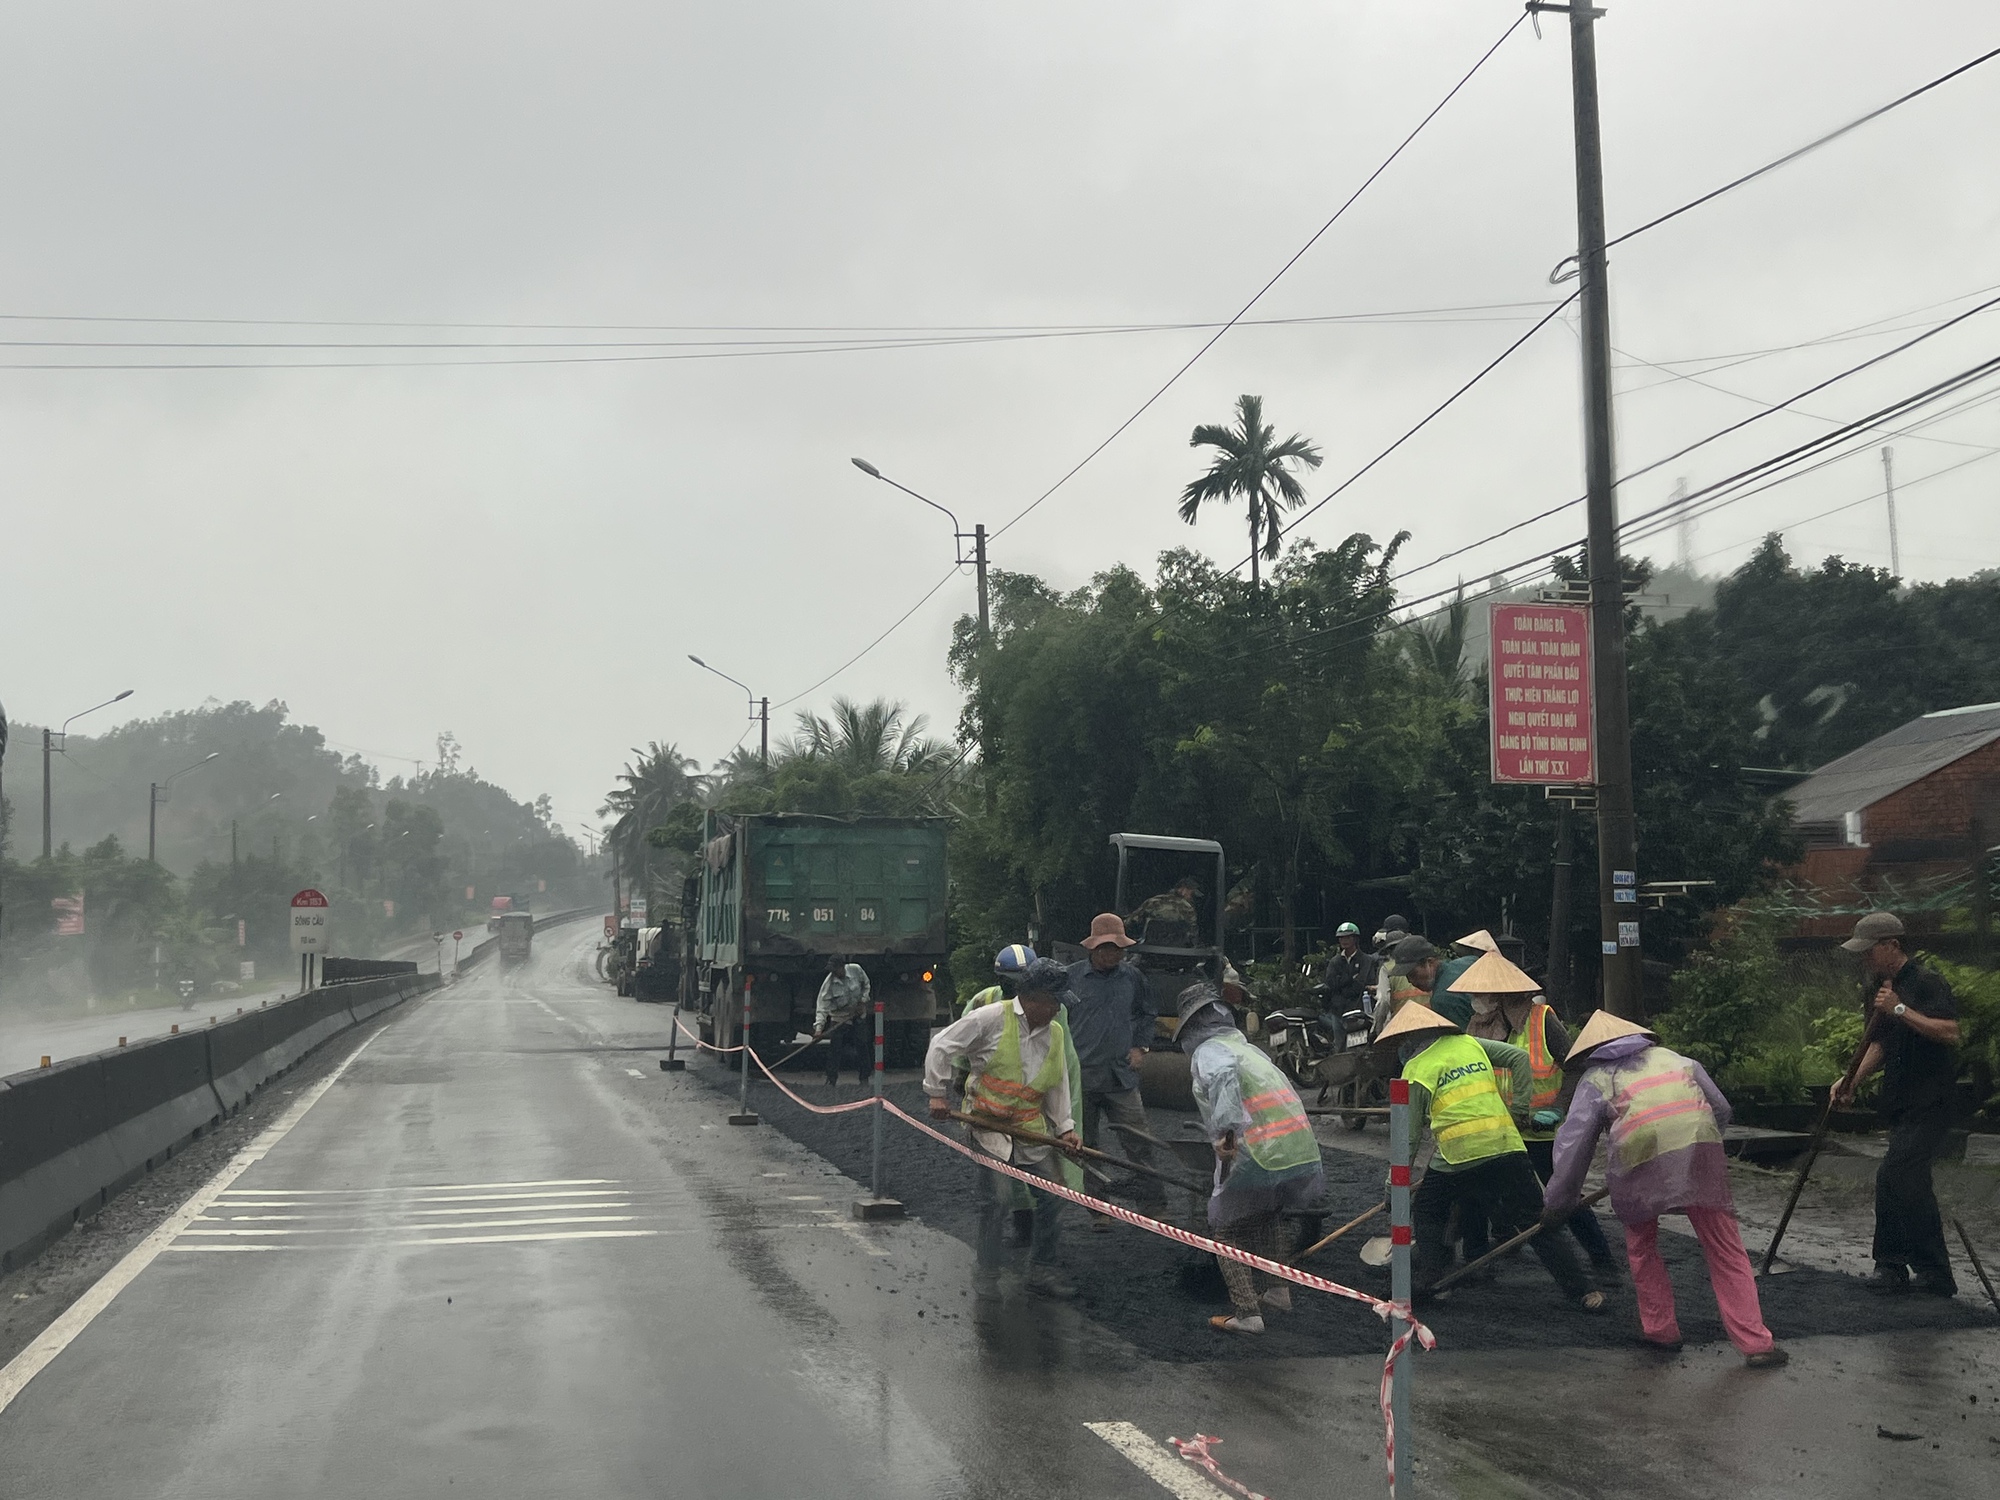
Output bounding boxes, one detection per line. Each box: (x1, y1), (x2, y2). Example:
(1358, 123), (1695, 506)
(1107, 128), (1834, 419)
(52, 893), (85, 936)
(1489, 602), (1595, 784)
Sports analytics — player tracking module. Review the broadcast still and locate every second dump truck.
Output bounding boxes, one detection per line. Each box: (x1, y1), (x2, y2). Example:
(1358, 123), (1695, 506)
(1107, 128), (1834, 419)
(688, 811), (947, 1066)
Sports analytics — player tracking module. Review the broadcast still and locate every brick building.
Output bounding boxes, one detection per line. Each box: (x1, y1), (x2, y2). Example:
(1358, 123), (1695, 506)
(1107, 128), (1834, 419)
(1784, 702), (2000, 937)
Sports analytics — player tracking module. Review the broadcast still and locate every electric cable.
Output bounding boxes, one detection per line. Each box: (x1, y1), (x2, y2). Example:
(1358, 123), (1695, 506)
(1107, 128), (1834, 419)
(984, 10), (1530, 542)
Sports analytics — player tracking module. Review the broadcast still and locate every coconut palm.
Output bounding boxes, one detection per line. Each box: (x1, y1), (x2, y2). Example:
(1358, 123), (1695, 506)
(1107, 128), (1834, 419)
(1179, 393), (1324, 596)
(788, 697), (952, 776)
(598, 741), (702, 874)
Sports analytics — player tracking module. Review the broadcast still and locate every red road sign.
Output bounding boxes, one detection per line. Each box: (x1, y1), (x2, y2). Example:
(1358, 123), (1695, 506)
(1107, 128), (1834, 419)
(1488, 603), (1594, 784)
(453, 929), (463, 941)
(291, 889), (330, 909)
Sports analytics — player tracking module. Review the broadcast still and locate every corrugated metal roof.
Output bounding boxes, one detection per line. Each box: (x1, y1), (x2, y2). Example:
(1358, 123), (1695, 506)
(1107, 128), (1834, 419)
(1785, 703), (2000, 825)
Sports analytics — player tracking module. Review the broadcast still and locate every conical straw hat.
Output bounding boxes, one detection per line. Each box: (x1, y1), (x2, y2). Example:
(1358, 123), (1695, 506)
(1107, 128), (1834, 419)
(1445, 950), (1539, 994)
(1455, 929), (1499, 953)
(1564, 1009), (1655, 1064)
(1374, 1000), (1458, 1044)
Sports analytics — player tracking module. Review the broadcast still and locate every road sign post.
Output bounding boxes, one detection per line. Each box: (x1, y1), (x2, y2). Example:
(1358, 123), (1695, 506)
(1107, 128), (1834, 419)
(290, 889), (332, 993)
(855, 995), (904, 1220)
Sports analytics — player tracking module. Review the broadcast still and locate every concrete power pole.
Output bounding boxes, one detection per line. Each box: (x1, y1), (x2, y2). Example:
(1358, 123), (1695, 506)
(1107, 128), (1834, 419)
(1881, 446), (1901, 578)
(1545, 0), (1644, 1018)
(974, 523), (990, 638)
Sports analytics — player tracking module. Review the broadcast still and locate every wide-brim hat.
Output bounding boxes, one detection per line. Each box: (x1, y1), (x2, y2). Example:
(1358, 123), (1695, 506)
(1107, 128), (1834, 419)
(1176, 980), (1226, 1024)
(1374, 1000), (1458, 1045)
(1455, 928), (1499, 954)
(1445, 950), (1539, 995)
(1564, 1009), (1655, 1064)
(1082, 912), (1137, 949)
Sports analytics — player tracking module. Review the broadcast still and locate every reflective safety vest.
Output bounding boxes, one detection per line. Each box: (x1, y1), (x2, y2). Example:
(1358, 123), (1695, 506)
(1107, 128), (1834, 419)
(1602, 1045), (1721, 1172)
(1403, 1034), (1524, 1166)
(1508, 1002), (1564, 1141)
(959, 983), (1003, 1020)
(1204, 1033), (1321, 1175)
(967, 1005), (1083, 1191)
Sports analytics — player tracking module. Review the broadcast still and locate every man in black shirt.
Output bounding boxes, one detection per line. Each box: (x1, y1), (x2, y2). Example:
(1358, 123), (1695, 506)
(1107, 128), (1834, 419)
(1832, 911), (1962, 1296)
(1320, 922), (1380, 1014)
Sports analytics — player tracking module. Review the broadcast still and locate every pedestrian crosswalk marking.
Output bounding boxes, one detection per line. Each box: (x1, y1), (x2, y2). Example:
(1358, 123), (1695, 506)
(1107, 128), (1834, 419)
(1084, 1422), (1232, 1500)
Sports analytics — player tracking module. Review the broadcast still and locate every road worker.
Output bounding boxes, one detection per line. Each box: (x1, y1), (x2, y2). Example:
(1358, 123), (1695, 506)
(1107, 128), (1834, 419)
(1453, 950), (1619, 1280)
(956, 942), (1038, 1019)
(1375, 999), (1604, 1312)
(1428, 928), (1501, 1028)
(924, 957), (1083, 1301)
(812, 953), (873, 1089)
(1544, 1011), (1787, 1367)
(1370, 933), (1441, 1039)
(1178, 981), (1326, 1336)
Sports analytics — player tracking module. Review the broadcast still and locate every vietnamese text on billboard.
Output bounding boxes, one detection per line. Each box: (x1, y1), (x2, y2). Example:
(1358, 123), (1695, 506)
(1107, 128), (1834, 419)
(1489, 602), (1594, 784)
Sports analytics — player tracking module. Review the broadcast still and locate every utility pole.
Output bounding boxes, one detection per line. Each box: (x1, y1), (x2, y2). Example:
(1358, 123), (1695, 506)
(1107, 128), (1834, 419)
(1547, 802), (1575, 1014)
(1541, 0), (1644, 1018)
(1672, 477), (1690, 570)
(42, 729), (52, 859)
(148, 783), (160, 863)
(758, 697), (770, 766)
(974, 523), (990, 638)
(1881, 446), (1901, 577)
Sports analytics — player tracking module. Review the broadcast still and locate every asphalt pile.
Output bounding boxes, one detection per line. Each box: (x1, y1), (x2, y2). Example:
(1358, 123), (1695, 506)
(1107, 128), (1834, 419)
(698, 1063), (1989, 1364)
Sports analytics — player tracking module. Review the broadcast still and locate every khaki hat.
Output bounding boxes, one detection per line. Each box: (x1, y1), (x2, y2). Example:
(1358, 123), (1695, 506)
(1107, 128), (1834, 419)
(1455, 929), (1500, 954)
(1082, 912), (1136, 949)
(1374, 1000), (1458, 1045)
(1564, 1009), (1655, 1064)
(1445, 950), (1539, 995)
(1839, 910), (1905, 954)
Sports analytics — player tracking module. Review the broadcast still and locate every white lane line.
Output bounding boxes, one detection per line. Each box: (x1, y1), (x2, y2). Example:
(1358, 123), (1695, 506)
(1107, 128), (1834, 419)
(184, 1215), (640, 1235)
(164, 1245), (285, 1253)
(390, 1229), (662, 1246)
(625, 1068), (646, 1078)
(214, 1184), (612, 1208)
(208, 1190), (631, 1208)
(1084, 1422), (1231, 1500)
(208, 1202), (636, 1221)
(0, 1029), (384, 1417)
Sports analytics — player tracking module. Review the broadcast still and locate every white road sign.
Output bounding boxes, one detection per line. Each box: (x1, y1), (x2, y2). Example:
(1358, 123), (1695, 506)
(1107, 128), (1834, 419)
(290, 888), (333, 956)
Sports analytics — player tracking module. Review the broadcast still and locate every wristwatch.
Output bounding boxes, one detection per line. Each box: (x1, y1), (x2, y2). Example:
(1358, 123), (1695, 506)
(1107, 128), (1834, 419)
(1892, 1002), (1908, 1018)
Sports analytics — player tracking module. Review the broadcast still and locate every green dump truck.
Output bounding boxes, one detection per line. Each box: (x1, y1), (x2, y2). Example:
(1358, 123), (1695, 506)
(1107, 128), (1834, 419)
(691, 811), (947, 1066)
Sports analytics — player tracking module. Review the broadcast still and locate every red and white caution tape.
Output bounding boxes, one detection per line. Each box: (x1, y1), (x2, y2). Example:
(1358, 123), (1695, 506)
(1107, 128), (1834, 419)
(1169, 1433), (1269, 1500)
(664, 1016), (1433, 1494)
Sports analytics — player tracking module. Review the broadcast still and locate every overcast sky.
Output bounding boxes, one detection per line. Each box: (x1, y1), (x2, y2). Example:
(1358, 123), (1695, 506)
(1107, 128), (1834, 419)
(2, 0), (1995, 836)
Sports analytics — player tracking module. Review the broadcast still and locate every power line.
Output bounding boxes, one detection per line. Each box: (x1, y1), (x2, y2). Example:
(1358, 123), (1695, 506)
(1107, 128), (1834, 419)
(985, 10), (1530, 543)
(1551, 40), (2000, 280)
(770, 565), (961, 710)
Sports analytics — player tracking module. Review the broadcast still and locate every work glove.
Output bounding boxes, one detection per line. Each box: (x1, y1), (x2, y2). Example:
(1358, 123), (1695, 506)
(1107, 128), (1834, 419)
(1531, 1109), (1562, 1129)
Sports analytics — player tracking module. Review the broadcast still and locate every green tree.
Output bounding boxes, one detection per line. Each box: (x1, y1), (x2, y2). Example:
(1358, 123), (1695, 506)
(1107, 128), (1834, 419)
(788, 697), (952, 776)
(1179, 394), (1323, 597)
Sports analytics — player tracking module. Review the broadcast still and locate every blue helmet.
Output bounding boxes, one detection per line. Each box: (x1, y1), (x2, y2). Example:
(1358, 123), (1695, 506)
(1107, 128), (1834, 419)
(994, 943), (1037, 975)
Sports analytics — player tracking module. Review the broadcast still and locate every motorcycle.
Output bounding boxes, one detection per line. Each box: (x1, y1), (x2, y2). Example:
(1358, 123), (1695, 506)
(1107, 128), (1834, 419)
(1264, 982), (1383, 1131)
(176, 978), (198, 1012)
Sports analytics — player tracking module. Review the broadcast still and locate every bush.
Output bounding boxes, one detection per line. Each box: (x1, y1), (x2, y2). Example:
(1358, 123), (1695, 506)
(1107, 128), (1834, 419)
(1920, 956), (2000, 1117)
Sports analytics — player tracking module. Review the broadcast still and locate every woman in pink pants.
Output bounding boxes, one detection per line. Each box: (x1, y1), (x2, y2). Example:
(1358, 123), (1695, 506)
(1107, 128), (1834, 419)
(1543, 1012), (1788, 1369)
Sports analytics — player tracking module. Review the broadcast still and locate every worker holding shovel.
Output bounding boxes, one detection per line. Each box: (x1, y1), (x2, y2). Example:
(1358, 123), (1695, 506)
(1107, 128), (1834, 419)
(1177, 981), (1326, 1336)
(1543, 1012), (1788, 1368)
(923, 958), (1084, 1301)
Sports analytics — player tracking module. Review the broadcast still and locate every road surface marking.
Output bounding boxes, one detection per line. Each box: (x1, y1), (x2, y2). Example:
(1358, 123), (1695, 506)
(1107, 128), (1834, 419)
(390, 1229), (662, 1246)
(214, 1184), (612, 1208)
(214, 1189), (629, 1206)
(209, 1202), (638, 1221)
(0, 1029), (385, 1418)
(626, 1068), (646, 1078)
(1084, 1422), (1232, 1500)
(184, 1215), (641, 1236)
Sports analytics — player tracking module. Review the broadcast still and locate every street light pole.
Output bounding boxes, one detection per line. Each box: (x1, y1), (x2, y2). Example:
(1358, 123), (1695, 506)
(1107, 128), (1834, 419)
(850, 458), (988, 640)
(688, 655), (766, 766)
(43, 688), (134, 859)
(148, 752), (220, 865)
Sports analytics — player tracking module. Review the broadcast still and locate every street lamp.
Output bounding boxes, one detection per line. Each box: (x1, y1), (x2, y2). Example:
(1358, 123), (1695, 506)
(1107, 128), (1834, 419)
(688, 654), (769, 765)
(43, 688), (134, 858)
(148, 752), (219, 864)
(850, 457), (989, 637)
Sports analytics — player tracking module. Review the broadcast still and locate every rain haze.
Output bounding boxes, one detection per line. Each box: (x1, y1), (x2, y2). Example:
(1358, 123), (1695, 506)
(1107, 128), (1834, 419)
(2, 0), (1995, 824)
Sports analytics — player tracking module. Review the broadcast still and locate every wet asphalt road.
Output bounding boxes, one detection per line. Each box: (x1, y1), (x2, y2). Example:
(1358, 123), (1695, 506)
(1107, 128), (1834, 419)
(3, 924), (1995, 1499)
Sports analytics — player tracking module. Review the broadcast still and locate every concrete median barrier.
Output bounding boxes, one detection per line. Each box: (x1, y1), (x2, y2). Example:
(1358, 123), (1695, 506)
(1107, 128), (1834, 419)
(0, 972), (440, 1270)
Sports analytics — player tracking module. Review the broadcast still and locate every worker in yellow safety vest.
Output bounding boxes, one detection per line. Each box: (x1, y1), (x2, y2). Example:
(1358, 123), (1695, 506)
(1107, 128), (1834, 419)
(924, 957), (1084, 1302)
(1375, 991), (1605, 1312)
(1453, 950), (1619, 1279)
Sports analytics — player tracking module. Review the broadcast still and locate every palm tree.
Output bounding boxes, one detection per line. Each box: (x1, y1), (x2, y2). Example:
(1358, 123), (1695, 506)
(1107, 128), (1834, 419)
(1179, 393), (1324, 595)
(788, 697), (952, 776)
(598, 742), (702, 876)
(1405, 585), (1472, 700)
